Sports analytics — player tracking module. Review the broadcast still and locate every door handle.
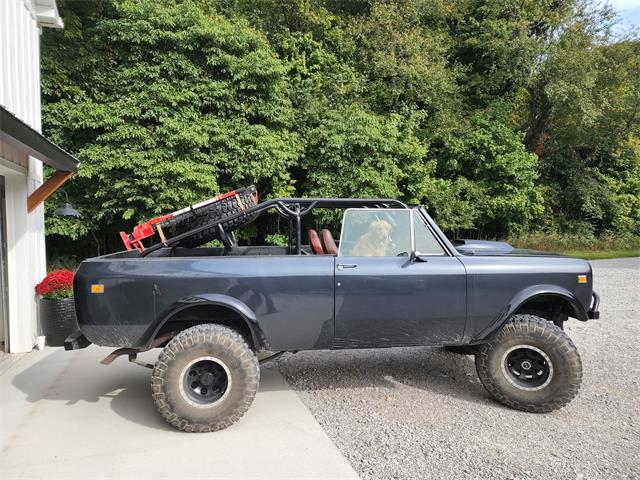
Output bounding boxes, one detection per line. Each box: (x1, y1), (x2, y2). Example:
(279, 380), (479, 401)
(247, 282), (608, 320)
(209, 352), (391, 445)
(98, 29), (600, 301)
(337, 263), (358, 270)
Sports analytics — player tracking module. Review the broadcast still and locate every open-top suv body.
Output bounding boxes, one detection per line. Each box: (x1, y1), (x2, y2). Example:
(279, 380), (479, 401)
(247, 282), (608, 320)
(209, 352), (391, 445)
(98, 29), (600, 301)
(69, 198), (599, 431)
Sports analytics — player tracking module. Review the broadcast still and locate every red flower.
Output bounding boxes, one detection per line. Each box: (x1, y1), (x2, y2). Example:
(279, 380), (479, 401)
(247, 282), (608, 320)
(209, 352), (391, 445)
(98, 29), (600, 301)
(35, 269), (74, 300)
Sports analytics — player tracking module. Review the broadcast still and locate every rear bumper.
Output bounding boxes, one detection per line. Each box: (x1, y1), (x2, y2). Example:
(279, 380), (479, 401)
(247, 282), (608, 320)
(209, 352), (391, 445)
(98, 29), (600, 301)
(588, 291), (600, 319)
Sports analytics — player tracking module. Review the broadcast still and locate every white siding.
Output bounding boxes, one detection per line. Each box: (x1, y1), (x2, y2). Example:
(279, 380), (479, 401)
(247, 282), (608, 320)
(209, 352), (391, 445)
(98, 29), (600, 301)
(1, 0), (42, 128)
(0, 0), (58, 352)
(0, 0), (41, 171)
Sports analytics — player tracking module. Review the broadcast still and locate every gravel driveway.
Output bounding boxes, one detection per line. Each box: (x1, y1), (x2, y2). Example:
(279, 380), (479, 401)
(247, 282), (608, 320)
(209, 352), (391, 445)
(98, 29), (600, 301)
(277, 257), (640, 480)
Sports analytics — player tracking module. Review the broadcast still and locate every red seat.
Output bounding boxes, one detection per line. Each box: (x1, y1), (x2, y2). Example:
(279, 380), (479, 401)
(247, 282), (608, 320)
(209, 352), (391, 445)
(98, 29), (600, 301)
(320, 229), (339, 255)
(308, 229), (324, 255)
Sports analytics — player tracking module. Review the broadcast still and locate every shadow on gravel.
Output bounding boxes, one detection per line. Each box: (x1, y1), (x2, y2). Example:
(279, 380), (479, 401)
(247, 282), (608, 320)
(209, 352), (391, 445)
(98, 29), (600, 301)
(276, 346), (495, 407)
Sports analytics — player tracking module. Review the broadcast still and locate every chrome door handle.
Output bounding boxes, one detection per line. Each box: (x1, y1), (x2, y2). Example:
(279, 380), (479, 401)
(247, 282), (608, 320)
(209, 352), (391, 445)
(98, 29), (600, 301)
(337, 264), (358, 270)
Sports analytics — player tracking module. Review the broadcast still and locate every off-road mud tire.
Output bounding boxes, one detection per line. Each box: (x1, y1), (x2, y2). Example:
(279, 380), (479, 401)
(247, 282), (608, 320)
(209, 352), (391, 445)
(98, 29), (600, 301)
(169, 186), (258, 248)
(151, 324), (259, 432)
(475, 314), (582, 413)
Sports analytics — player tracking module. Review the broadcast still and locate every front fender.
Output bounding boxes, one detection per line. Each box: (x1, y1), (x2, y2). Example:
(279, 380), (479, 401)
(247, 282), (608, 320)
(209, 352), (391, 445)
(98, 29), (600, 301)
(147, 293), (268, 350)
(473, 284), (588, 341)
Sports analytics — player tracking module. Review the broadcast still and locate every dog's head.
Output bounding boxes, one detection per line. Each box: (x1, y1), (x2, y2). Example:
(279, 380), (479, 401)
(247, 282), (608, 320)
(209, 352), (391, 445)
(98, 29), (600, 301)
(368, 220), (392, 243)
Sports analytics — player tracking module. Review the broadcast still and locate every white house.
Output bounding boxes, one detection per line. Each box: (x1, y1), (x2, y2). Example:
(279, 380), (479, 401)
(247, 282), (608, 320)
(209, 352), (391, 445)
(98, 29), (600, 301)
(0, 0), (78, 353)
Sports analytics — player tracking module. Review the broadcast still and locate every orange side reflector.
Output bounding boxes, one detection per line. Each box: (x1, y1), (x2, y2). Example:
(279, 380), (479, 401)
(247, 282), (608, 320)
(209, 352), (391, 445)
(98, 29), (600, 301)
(91, 284), (104, 294)
(577, 275), (588, 284)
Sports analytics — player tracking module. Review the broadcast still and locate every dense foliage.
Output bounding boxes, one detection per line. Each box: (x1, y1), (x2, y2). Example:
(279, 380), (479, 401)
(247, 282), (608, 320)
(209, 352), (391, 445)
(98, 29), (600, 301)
(42, 0), (640, 255)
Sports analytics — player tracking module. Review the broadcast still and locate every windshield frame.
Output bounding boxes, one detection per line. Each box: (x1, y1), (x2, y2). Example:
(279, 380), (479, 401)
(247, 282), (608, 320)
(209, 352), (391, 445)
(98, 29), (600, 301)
(417, 207), (457, 257)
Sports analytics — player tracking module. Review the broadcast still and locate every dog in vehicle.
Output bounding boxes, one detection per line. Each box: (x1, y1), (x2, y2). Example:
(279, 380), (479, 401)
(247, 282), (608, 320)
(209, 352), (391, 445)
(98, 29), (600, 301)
(351, 220), (392, 256)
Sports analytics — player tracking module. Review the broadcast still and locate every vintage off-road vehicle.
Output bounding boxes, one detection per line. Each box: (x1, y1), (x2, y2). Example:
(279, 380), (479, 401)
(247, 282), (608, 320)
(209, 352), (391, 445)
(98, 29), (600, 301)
(67, 194), (600, 432)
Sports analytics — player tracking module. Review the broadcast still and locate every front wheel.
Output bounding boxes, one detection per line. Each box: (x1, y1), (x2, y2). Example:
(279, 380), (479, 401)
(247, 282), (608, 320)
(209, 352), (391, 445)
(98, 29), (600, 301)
(151, 324), (259, 432)
(475, 314), (582, 413)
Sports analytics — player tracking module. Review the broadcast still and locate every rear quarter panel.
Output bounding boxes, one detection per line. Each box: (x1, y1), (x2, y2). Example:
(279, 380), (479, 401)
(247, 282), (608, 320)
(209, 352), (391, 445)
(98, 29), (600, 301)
(74, 256), (335, 350)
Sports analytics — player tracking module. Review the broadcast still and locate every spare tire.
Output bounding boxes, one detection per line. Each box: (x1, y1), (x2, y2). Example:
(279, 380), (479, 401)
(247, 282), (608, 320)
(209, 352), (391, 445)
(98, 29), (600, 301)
(167, 185), (259, 248)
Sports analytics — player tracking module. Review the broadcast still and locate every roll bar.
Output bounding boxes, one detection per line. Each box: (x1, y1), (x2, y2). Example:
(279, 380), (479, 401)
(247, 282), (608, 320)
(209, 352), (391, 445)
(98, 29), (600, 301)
(140, 197), (408, 257)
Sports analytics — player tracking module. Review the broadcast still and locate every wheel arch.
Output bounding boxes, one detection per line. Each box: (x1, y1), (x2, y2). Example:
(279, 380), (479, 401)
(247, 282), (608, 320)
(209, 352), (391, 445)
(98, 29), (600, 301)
(146, 294), (268, 350)
(473, 285), (588, 342)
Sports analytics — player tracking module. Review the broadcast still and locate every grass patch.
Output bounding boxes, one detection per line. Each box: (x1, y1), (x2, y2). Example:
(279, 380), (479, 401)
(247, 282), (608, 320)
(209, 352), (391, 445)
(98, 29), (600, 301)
(558, 250), (640, 260)
(509, 233), (640, 260)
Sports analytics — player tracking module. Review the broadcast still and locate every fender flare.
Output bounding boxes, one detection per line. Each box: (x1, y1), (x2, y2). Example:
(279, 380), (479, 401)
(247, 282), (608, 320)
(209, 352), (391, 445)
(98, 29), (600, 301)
(473, 284), (588, 341)
(146, 294), (268, 350)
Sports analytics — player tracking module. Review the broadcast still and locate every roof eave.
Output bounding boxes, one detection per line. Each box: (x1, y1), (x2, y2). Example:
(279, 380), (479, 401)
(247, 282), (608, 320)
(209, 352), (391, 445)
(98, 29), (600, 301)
(0, 106), (79, 172)
(34, 0), (64, 29)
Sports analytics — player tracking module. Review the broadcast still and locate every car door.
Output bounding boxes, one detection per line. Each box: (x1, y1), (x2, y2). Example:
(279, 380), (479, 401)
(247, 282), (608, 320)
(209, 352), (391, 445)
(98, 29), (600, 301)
(333, 208), (467, 348)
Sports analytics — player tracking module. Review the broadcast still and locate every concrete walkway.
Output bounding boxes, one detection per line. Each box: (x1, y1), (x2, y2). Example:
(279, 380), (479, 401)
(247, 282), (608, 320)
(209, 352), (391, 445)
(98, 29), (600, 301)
(0, 346), (358, 480)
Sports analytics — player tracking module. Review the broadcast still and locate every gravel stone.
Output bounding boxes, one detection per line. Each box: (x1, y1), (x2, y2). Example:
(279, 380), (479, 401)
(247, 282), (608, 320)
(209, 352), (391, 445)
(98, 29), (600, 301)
(277, 257), (640, 480)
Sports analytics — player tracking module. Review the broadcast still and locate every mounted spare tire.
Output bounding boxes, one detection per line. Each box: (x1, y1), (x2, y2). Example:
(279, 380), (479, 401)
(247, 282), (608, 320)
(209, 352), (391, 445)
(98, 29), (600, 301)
(167, 185), (259, 248)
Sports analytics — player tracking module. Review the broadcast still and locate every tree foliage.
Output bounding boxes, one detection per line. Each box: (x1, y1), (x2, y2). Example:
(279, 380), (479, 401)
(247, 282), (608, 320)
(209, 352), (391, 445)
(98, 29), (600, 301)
(43, 0), (300, 250)
(42, 0), (640, 255)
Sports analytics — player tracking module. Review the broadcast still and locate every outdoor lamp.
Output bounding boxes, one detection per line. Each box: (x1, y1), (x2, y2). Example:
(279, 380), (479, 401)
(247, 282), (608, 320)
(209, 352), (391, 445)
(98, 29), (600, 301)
(54, 189), (80, 217)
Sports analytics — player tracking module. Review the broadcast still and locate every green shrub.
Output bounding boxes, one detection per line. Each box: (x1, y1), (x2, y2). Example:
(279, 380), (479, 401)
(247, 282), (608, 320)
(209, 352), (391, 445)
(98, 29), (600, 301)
(509, 232), (640, 253)
(265, 233), (288, 246)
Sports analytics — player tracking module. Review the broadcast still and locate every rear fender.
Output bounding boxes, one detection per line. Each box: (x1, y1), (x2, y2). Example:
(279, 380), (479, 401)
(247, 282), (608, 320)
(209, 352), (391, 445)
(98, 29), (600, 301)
(473, 284), (588, 342)
(147, 294), (268, 350)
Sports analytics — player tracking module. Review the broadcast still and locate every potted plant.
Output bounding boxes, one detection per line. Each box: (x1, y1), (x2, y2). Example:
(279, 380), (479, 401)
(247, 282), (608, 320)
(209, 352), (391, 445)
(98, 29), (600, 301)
(35, 269), (78, 347)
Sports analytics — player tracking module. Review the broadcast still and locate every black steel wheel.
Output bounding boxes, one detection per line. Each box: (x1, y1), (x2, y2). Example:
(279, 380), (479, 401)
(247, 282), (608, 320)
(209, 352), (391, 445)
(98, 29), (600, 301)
(502, 345), (552, 391)
(181, 357), (231, 406)
(152, 324), (259, 432)
(475, 314), (582, 413)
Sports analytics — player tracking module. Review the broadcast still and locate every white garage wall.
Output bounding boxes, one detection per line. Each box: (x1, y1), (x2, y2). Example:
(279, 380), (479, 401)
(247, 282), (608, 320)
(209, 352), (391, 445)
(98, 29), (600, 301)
(1, 0), (42, 130)
(0, 0), (61, 352)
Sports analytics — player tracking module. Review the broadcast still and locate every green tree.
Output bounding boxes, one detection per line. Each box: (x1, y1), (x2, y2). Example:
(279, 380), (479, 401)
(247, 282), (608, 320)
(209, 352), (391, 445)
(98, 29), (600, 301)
(43, 0), (300, 252)
(451, 0), (572, 107)
(524, 7), (640, 235)
(41, 0), (639, 257)
(425, 104), (544, 235)
(301, 104), (426, 199)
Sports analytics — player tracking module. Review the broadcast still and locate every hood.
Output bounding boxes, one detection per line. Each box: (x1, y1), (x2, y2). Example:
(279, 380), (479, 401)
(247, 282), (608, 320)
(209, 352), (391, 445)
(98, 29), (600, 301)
(452, 239), (562, 257)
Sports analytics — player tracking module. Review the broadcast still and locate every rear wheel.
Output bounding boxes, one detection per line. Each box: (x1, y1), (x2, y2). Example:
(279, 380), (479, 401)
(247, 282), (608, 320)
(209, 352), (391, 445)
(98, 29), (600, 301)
(151, 324), (259, 432)
(475, 314), (582, 413)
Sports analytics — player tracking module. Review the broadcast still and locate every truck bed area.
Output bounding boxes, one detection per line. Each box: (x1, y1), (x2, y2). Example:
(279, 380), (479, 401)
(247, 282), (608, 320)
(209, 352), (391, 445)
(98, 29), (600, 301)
(93, 245), (295, 260)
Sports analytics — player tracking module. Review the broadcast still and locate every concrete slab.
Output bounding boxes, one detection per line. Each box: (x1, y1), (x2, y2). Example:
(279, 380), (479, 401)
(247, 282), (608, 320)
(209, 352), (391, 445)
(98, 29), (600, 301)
(0, 351), (25, 376)
(0, 346), (358, 480)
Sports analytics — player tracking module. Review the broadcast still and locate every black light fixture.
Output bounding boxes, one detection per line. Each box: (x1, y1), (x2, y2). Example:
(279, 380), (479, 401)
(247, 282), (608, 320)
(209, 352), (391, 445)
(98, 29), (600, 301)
(54, 189), (80, 217)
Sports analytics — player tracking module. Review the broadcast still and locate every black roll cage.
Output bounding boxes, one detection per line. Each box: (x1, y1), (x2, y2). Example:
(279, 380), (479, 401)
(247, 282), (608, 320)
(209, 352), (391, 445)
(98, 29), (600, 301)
(140, 197), (407, 257)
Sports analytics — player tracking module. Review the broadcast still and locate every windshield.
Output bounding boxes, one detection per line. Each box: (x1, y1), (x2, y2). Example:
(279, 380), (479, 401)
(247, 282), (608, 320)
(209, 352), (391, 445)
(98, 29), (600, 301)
(339, 209), (411, 256)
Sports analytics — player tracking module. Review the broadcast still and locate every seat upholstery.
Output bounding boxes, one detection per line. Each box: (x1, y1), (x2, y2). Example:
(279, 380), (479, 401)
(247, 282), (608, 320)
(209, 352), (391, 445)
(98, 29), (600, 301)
(321, 229), (339, 255)
(308, 229), (324, 255)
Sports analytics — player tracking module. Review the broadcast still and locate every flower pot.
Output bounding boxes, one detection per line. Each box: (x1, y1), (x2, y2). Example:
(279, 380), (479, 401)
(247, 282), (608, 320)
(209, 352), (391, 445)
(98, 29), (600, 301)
(38, 298), (78, 347)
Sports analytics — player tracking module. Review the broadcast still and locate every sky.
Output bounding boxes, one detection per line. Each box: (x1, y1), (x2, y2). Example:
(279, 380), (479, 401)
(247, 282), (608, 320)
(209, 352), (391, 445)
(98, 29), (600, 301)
(610, 0), (640, 32)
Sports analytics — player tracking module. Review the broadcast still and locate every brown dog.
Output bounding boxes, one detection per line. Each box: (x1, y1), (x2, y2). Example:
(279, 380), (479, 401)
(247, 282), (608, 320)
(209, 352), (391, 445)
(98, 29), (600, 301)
(351, 220), (392, 256)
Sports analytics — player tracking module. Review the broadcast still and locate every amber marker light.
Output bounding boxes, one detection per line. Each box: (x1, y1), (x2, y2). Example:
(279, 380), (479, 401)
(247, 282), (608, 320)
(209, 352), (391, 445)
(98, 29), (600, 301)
(91, 284), (105, 293)
(577, 275), (588, 284)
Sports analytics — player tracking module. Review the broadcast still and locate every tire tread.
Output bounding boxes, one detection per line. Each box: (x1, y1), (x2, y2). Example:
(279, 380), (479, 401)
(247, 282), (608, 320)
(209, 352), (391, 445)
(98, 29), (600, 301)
(151, 324), (259, 432)
(475, 314), (582, 413)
